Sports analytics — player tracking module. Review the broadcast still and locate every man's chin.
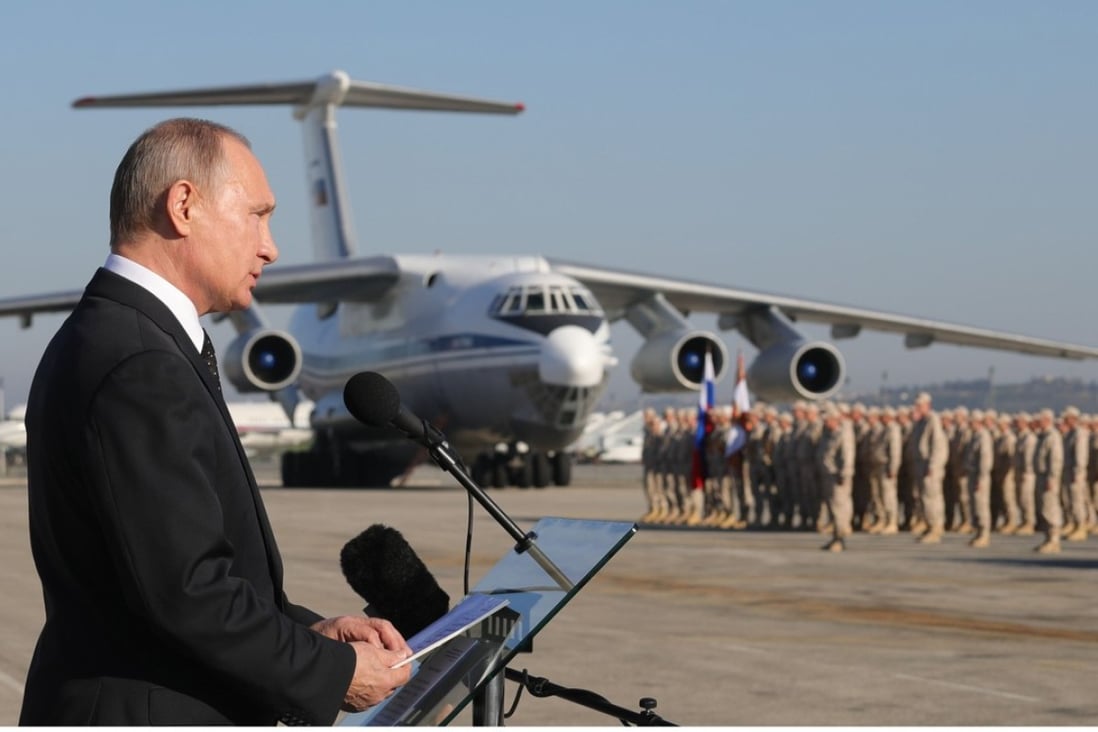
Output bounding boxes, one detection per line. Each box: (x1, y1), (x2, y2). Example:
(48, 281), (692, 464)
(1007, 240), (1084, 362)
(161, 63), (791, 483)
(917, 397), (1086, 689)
(230, 292), (255, 311)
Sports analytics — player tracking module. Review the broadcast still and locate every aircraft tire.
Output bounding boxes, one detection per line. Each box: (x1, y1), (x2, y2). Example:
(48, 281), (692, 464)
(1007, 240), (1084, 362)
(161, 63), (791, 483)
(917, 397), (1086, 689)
(471, 454), (493, 487)
(531, 453), (551, 488)
(281, 451), (301, 487)
(282, 448), (401, 487)
(551, 451), (572, 487)
(515, 454), (533, 488)
(282, 449), (335, 487)
(491, 455), (509, 489)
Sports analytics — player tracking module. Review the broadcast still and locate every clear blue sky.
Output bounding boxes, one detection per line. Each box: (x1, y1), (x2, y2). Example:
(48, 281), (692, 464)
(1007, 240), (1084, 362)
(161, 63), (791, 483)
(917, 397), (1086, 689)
(1, 0), (1096, 408)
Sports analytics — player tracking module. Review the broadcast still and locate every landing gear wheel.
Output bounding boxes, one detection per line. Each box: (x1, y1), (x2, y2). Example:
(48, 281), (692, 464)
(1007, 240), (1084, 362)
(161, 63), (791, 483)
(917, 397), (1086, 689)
(551, 451), (572, 487)
(491, 454), (510, 488)
(515, 453), (533, 488)
(471, 453), (493, 487)
(532, 452), (551, 488)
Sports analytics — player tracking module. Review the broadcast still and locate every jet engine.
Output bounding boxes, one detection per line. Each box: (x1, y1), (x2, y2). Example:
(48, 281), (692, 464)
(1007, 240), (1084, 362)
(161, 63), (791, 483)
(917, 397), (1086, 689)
(223, 329), (302, 393)
(630, 330), (728, 392)
(746, 340), (845, 402)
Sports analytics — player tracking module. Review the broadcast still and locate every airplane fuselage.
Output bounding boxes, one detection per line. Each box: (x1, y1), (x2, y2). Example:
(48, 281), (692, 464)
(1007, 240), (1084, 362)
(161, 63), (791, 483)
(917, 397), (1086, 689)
(290, 254), (613, 456)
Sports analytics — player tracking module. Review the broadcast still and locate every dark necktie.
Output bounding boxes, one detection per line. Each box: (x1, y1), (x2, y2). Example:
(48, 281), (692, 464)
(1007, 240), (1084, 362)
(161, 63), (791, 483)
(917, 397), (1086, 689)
(200, 330), (221, 392)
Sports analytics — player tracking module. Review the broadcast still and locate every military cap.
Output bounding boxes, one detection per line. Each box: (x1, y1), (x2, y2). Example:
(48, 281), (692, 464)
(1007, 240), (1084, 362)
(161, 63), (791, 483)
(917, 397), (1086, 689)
(1062, 405), (1081, 419)
(915, 392), (932, 405)
(954, 405), (969, 416)
(970, 409), (984, 421)
(882, 406), (897, 418)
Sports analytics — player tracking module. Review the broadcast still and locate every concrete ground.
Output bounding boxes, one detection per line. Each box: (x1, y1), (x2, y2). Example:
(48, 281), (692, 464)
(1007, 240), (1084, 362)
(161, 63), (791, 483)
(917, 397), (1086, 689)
(2, 462), (1097, 726)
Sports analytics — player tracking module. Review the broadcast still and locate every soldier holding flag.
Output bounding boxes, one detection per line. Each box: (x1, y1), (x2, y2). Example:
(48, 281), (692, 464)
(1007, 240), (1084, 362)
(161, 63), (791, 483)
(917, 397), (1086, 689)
(686, 347), (717, 526)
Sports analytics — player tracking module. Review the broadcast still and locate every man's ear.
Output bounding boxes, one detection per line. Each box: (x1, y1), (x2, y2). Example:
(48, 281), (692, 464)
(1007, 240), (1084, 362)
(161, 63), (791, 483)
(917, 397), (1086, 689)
(164, 179), (199, 237)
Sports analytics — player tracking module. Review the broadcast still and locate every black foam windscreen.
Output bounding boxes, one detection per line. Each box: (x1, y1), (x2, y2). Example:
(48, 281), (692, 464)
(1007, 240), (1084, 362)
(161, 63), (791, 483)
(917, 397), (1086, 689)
(339, 524), (450, 639)
(343, 371), (402, 428)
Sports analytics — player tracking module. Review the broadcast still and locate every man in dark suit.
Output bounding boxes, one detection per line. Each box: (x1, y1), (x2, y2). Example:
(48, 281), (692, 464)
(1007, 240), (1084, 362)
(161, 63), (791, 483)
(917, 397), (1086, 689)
(20, 118), (412, 725)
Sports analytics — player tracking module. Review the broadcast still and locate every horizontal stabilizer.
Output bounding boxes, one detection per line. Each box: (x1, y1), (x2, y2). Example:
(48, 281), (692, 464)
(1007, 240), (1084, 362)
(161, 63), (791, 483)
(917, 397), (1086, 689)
(73, 70), (524, 115)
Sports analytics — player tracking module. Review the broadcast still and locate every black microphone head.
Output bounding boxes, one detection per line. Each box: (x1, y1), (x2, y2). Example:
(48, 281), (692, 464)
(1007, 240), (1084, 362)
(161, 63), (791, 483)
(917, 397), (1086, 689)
(340, 524), (450, 638)
(343, 371), (401, 428)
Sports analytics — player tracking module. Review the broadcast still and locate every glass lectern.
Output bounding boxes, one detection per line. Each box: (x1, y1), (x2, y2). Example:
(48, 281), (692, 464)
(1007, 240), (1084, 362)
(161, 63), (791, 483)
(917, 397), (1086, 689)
(341, 517), (637, 726)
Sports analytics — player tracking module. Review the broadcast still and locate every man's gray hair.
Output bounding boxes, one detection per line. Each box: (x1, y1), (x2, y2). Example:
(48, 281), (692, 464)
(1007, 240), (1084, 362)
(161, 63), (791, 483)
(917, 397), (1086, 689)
(109, 118), (250, 247)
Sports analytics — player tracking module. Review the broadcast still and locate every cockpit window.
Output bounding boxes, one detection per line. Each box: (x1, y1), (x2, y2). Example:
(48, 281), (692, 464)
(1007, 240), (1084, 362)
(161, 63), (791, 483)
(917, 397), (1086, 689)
(506, 292), (523, 314)
(526, 291), (546, 313)
(489, 285), (603, 317)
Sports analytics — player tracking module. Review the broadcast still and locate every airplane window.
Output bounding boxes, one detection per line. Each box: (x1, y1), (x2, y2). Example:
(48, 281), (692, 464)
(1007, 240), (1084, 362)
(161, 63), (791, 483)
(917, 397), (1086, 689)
(572, 291), (591, 312)
(488, 294), (505, 314)
(506, 291), (523, 314)
(549, 289), (564, 313)
(526, 290), (546, 313)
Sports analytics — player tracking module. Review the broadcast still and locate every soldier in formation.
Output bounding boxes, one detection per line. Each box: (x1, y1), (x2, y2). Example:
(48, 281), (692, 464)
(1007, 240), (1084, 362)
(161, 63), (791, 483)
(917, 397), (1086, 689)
(636, 398), (1096, 552)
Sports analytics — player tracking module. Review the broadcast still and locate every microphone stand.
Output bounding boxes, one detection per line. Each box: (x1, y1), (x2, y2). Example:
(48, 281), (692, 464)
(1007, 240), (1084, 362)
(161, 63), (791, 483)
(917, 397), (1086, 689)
(418, 420), (574, 593)
(504, 668), (677, 726)
(416, 419), (574, 727)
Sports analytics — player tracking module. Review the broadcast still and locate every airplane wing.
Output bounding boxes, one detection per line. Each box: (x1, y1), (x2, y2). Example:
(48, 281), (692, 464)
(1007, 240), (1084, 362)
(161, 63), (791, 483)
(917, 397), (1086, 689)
(0, 255), (402, 326)
(548, 258), (1098, 360)
(248, 255), (400, 303)
(0, 290), (84, 325)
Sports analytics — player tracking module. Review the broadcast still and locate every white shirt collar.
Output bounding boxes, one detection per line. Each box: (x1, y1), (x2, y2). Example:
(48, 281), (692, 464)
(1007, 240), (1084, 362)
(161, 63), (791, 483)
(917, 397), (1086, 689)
(103, 253), (205, 353)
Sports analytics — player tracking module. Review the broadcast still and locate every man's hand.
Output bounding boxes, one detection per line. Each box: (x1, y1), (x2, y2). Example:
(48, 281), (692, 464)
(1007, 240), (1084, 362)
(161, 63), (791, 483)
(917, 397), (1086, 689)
(311, 616), (412, 655)
(311, 617), (414, 711)
(342, 641), (414, 711)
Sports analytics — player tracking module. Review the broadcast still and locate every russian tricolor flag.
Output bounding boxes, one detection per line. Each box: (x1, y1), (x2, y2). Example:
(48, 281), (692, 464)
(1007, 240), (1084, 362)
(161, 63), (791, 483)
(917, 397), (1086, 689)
(691, 348), (716, 490)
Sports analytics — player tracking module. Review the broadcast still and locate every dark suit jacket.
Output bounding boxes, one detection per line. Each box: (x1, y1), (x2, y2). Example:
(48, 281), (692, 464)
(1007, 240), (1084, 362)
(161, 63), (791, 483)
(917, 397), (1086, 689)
(20, 269), (354, 725)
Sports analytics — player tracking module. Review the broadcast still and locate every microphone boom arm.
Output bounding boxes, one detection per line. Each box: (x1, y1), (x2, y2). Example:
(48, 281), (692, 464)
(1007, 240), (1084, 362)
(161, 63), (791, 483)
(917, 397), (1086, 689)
(419, 419), (575, 592)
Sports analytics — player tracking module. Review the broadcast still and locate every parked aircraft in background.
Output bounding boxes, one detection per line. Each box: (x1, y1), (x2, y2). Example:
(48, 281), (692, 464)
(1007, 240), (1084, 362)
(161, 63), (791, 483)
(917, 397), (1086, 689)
(227, 400), (315, 459)
(0, 397), (310, 465)
(573, 411), (644, 464)
(1, 402), (27, 460)
(2, 70), (1097, 489)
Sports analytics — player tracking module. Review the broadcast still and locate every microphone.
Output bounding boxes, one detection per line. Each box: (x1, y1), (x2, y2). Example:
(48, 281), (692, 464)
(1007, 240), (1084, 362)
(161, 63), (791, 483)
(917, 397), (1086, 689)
(343, 371), (436, 447)
(340, 524), (450, 639)
(342, 371), (575, 592)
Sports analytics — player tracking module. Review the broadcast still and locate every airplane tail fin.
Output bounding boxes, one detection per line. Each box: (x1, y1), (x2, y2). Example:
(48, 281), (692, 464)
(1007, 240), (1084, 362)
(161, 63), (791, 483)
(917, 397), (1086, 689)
(74, 70), (523, 262)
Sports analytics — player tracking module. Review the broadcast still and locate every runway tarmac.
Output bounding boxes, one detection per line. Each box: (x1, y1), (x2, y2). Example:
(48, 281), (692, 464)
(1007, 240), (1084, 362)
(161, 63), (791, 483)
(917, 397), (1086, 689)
(2, 461), (1097, 726)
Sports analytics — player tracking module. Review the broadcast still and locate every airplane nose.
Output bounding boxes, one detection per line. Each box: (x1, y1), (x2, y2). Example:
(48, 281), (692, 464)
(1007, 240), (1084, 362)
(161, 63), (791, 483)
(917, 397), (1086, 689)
(539, 325), (605, 388)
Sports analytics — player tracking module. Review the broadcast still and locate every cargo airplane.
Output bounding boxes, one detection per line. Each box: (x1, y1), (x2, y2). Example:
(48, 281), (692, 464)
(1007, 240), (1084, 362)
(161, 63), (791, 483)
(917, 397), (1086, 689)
(2, 70), (1097, 488)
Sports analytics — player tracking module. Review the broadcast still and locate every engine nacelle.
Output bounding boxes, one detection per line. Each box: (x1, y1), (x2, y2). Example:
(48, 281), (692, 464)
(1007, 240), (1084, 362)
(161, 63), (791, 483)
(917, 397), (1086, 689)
(747, 341), (845, 402)
(630, 330), (727, 392)
(223, 329), (302, 393)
